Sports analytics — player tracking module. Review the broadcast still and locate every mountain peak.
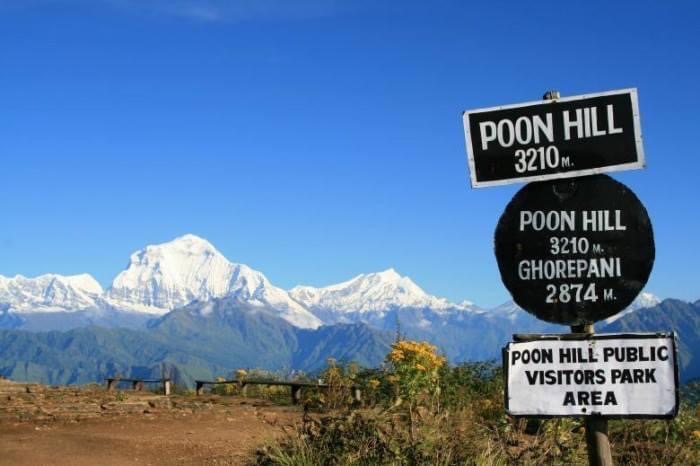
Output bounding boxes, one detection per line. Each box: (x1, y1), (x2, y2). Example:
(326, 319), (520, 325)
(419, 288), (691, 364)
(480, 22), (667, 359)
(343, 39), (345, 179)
(290, 269), (471, 314)
(53, 273), (104, 296)
(0, 273), (102, 313)
(105, 235), (322, 328)
(603, 292), (661, 324)
(108, 234), (233, 311)
(137, 234), (220, 261)
(168, 233), (216, 249)
(491, 291), (662, 324)
(375, 268), (400, 279)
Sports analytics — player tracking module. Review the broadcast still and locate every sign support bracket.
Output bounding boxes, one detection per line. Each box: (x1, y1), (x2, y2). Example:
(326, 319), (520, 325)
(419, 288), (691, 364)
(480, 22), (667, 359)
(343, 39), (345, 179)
(571, 323), (613, 466)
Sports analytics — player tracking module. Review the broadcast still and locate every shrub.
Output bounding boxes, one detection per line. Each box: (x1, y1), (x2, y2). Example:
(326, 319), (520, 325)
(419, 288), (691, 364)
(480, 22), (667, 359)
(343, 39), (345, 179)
(301, 359), (360, 410)
(439, 361), (502, 409)
(386, 340), (445, 409)
(211, 376), (237, 396)
(253, 343), (700, 465)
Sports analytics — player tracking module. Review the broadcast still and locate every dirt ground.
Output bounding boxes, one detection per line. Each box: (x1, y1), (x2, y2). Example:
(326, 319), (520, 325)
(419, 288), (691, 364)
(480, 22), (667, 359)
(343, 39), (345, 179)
(0, 379), (302, 466)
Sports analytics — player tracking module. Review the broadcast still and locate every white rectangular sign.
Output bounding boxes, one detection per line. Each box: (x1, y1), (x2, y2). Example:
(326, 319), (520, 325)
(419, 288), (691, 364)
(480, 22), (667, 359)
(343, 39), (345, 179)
(504, 333), (678, 418)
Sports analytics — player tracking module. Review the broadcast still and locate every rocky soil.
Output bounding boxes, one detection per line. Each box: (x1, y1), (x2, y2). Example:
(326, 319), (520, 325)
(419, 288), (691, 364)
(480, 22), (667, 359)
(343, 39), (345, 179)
(0, 377), (302, 465)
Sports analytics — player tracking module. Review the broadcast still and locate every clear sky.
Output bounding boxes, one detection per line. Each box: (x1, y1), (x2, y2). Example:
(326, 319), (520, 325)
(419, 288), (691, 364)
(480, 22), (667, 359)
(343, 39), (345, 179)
(1, 0), (698, 307)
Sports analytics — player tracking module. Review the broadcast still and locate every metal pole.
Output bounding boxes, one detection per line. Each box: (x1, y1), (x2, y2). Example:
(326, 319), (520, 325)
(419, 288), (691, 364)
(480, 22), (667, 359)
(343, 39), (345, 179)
(571, 323), (613, 466)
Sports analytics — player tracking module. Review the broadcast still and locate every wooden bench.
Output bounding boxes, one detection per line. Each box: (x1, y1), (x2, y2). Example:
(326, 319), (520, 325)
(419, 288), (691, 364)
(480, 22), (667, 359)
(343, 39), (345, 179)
(194, 379), (362, 404)
(106, 377), (171, 396)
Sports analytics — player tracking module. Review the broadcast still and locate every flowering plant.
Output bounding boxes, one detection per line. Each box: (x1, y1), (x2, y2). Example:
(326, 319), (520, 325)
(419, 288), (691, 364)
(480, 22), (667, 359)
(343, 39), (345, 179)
(386, 340), (445, 406)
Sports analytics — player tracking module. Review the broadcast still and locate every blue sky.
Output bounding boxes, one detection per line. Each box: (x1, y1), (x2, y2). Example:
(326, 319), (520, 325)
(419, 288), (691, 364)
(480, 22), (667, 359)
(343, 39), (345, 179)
(1, 0), (698, 307)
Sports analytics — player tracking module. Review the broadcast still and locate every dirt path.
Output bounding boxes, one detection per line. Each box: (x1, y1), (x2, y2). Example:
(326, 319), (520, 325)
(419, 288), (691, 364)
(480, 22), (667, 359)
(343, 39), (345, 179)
(0, 379), (301, 465)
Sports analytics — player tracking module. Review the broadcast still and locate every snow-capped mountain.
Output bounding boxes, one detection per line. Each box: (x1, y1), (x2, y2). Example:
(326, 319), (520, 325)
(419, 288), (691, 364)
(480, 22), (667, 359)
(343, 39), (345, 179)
(107, 234), (241, 312)
(289, 268), (500, 360)
(490, 291), (661, 325)
(105, 234), (321, 328)
(3, 235), (697, 382)
(290, 268), (477, 315)
(288, 268), (484, 340)
(602, 292), (661, 324)
(0, 273), (102, 313)
(0, 235), (321, 329)
(488, 300), (523, 322)
(0, 233), (662, 337)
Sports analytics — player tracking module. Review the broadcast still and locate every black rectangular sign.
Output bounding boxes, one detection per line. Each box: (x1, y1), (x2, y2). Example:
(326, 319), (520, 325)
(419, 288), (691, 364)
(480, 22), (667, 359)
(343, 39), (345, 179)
(463, 89), (644, 188)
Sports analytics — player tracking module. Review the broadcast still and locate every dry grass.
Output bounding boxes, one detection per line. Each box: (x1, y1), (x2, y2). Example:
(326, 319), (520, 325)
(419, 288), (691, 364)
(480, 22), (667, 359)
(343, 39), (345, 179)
(253, 359), (700, 466)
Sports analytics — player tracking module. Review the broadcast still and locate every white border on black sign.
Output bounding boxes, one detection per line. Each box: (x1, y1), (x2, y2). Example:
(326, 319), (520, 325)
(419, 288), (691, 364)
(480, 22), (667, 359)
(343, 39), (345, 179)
(462, 88), (646, 188)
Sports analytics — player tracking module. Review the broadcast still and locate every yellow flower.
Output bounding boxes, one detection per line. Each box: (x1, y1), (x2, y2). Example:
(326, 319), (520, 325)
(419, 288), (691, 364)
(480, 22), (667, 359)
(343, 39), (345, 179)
(368, 379), (380, 389)
(388, 349), (405, 361)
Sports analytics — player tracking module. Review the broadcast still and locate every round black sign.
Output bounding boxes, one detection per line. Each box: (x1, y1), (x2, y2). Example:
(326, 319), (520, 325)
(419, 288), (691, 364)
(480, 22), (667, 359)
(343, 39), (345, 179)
(494, 174), (655, 325)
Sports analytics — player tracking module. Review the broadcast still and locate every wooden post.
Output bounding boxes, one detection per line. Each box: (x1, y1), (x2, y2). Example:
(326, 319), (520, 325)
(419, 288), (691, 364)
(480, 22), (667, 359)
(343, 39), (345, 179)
(132, 380), (144, 391)
(585, 415), (612, 466)
(195, 381), (204, 396)
(352, 387), (362, 403)
(571, 323), (613, 466)
(290, 385), (302, 404)
(106, 378), (117, 391)
(548, 86), (611, 466)
(163, 379), (171, 396)
(241, 382), (248, 397)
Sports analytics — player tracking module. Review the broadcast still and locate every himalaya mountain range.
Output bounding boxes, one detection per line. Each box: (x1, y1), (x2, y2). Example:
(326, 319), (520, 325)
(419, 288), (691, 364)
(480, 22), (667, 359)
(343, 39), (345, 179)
(1, 234), (698, 386)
